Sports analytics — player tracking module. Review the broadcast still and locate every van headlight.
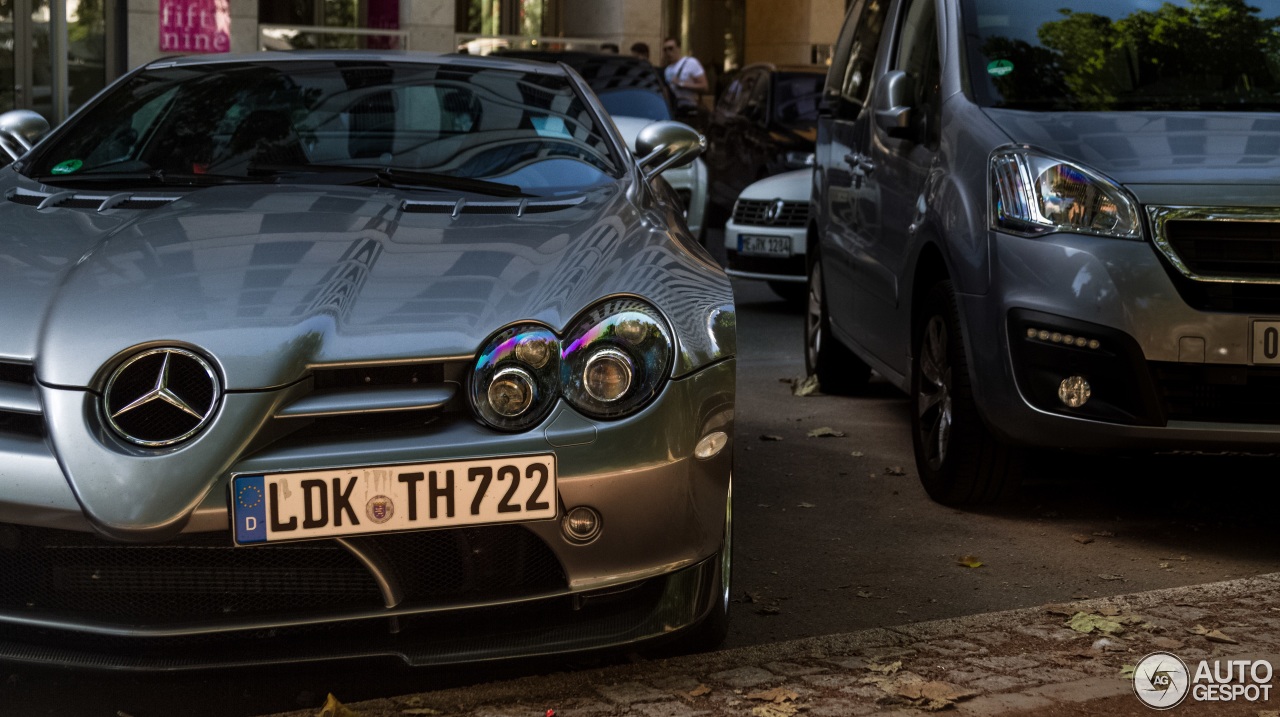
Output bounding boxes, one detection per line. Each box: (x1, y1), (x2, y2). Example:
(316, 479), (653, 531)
(469, 299), (674, 430)
(990, 148), (1141, 240)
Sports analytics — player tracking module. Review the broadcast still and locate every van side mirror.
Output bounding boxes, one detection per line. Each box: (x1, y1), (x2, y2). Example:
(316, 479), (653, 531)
(0, 110), (50, 160)
(873, 70), (917, 140)
(636, 120), (705, 179)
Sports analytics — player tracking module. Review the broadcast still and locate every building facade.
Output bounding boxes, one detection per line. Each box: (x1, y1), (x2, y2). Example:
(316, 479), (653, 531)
(1, 0), (844, 124)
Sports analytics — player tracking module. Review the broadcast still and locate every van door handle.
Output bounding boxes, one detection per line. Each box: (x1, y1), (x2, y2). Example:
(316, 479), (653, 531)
(845, 152), (875, 177)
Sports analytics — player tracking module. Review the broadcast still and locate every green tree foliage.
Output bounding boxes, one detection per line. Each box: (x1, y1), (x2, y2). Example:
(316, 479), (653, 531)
(983, 0), (1280, 109)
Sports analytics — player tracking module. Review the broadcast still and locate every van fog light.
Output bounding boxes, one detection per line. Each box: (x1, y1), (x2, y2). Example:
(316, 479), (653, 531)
(562, 506), (602, 543)
(695, 431), (728, 459)
(1058, 376), (1092, 408)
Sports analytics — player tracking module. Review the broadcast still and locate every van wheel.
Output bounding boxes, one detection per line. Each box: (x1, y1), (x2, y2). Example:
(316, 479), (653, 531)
(804, 253), (870, 394)
(912, 281), (1021, 505)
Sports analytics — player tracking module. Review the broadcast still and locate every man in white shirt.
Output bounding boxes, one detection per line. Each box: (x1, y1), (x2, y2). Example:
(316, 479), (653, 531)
(662, 37), (708, 111)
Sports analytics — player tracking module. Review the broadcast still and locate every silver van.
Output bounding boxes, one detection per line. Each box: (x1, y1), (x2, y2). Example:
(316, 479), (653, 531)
(809, 0), (1280, 504)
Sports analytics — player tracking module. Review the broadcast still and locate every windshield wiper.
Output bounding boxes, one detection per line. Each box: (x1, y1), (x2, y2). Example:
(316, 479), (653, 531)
(249, 163), (530, 198)
(33, 169), (272, 187)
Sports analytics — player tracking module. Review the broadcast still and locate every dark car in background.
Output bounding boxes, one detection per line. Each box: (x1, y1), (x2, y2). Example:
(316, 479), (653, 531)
(810, 0), (1280, 506)
(704, 63), (824, 226)
(498, 50), (709, 236)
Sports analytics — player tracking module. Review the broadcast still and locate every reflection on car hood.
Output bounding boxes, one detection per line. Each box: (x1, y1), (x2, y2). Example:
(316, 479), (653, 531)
(737, 169), (811, 202)
(983, 109), (1280, 185)
(0, 173), (729, 390)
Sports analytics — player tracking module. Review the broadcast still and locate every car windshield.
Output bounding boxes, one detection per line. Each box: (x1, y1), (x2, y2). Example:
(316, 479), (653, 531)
(24, 59), (621, 195)
(597, 88), (672, 121)
(772, 72), (824, 128)
(962, 0), (1280, 111)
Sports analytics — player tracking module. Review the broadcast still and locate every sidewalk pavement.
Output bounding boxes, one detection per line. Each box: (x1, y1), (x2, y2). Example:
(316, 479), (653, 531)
(266, 574), (1280, 717)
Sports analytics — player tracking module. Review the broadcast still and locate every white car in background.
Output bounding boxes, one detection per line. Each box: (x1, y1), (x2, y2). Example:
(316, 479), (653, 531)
(724, 168), (810, 303)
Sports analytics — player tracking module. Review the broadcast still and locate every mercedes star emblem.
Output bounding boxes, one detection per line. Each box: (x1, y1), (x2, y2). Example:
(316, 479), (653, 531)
(104, 347), (220, 447)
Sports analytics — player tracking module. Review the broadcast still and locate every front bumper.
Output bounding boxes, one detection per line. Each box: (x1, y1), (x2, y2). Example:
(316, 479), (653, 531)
(0, 358), (734, 668)
(963, 231), (1280, 451)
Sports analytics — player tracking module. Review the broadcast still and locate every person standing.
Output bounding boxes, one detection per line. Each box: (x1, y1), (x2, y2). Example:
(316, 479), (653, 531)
(630, 42), (651, 63)
(661, 37), (708, 111)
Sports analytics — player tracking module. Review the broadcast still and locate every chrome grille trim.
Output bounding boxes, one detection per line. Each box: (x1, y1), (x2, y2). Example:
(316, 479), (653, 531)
(1148, 205), (1280, 285)
(275, 384), (457, 419)
(0, 383), (39, 415)
(733, 198), (808, 228)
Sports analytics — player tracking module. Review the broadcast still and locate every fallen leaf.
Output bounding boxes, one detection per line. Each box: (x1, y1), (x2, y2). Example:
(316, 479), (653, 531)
(743, 591), (761, 603)
(797, 502), (816, 508)
(318, 694), (361, 717)
(1066, 611), (1125, 635)
(850, 451), (865, 457)
(866, 660), (902, 675)
(1092, 530), (1116, 538)
(791, 375), (820, 397)
(1044, 604), (1077, 617)
(747, 687), (800, 703)
(759, 434), (784, 442)
(884, 466), (907, 476)
(1072, 534), (1095, 545)
(1152, 637), (1184, 650)
(1205, 629), (1239, 644)
(873, 671), (973, 711)
(688, 684), (712, 698)
(1097, 606), (1121, 617)
(757, 605), (781, 616)
(1098, 574), (1126, 581)
(855, 590), (873, 598)
(751, 704), (798, 717)
(1119, 664), (1136, 680)
(1159, 562), (1171, 569)
(957, 555), (984, 568)
(807, 426), (846, 438)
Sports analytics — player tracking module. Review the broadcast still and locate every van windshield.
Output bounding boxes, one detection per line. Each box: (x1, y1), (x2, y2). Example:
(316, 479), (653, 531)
(962, 0), (1280, 111)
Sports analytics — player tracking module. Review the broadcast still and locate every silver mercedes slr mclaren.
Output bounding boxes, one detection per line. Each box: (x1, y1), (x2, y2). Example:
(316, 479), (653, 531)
(0, 51), (734, 669)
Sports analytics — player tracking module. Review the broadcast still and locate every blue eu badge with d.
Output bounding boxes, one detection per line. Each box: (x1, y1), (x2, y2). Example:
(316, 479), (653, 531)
(234, 476), (267, 544)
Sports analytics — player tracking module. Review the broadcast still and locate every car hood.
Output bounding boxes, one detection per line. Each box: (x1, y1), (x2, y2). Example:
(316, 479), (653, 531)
(0, 173), (729, 391)
(982, 109), (1280, 185)
(737, 168), (811, 202)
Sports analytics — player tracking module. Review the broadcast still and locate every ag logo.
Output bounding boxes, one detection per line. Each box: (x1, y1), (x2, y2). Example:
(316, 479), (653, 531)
(1134, 651), (1190, 709)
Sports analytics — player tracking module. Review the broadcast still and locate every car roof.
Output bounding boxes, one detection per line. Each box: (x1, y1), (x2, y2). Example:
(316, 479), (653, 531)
(142, 50), (569, 77)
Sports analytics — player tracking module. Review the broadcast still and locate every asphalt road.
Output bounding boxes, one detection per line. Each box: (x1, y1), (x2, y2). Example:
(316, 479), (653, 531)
(5, 233), (1280, 716)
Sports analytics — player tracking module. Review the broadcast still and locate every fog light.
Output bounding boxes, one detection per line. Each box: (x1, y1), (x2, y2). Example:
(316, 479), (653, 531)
(1058, 375), (1092, 408)
(695, 430), (728, 459)
(562, 506), (601, 542)
(583, 348), (633, 402)
(488, 367), (535, 417)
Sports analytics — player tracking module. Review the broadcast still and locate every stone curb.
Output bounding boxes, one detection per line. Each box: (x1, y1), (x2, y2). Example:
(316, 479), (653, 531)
(263, 573), (1280, 717)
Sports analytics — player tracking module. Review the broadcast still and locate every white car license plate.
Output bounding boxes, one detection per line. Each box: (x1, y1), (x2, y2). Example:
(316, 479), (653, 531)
(1253, 320), (1280, 364)
(231, 454), (557, 545)
(739, 234), (791, 256)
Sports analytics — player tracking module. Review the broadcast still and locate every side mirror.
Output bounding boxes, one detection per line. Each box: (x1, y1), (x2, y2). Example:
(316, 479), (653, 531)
(873, 70), (916, 140)
(0, 109), (50, 160)
(636, 120), (705, 179)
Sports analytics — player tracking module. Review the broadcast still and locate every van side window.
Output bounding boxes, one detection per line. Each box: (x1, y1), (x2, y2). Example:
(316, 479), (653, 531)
(897, 0), (942, 146)
(828, 0), (890, 118)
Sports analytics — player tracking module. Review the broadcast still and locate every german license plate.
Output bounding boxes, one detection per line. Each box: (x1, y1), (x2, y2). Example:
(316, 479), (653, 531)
(739, 234), (791, 256)
(1253, 320), (1280, 364)
(231, 454), (557, 545)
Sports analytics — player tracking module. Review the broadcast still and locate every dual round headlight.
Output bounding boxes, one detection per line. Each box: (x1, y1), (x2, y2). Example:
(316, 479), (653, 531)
(470, 298), (673, 431)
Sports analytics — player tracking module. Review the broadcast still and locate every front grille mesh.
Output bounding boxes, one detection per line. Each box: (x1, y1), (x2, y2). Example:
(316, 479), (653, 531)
(1163, 219), (1280, 280)
(0, 523), (566, 626)
(733, 199), (808, 228)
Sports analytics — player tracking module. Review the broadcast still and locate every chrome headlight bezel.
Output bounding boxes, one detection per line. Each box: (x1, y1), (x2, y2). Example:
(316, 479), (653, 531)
(990, 147), (1142, 240)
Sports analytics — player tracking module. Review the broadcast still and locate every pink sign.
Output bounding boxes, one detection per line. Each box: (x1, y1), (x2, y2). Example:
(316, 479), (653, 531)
(160, 0), (231, 54)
